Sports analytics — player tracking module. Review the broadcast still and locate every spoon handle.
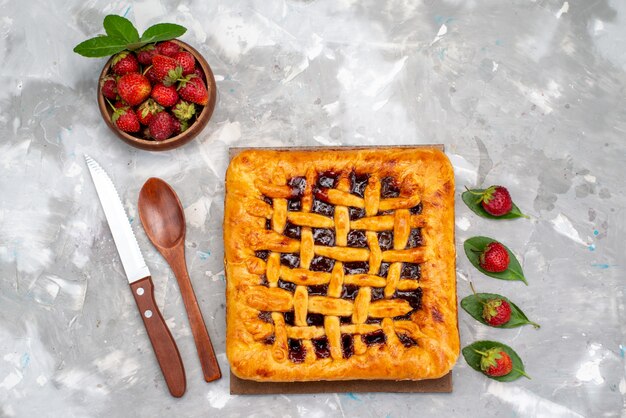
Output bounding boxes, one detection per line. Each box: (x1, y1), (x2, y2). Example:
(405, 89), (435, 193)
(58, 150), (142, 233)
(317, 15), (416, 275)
(168, 248), (222, 382)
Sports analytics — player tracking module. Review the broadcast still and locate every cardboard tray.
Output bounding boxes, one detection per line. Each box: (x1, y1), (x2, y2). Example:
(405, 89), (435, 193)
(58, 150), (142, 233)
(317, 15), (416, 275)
(228, 145), (453, 395)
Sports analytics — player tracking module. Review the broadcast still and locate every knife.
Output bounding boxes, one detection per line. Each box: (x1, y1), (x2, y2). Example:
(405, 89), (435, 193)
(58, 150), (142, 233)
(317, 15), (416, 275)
(85, 155), (186, 398)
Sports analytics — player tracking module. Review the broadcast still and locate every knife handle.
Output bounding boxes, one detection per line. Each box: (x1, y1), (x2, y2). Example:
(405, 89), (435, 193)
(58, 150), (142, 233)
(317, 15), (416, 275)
(130, 277), (186, 398)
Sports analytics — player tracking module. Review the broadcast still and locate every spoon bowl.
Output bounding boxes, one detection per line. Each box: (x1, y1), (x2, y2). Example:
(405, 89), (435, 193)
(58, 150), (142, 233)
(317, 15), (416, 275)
(138, 178), (185, 249)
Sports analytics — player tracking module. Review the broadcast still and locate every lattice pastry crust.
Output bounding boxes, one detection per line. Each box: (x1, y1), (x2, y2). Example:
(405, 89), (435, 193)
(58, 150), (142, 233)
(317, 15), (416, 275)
(224, 148), (458, 381)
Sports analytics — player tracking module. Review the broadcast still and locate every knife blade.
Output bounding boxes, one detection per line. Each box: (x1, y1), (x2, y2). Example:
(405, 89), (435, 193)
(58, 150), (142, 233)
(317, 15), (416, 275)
(85, 155), (186, 398)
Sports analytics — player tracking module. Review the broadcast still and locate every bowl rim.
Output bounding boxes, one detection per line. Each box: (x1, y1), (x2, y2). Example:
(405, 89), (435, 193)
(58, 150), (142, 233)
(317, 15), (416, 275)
(97, 39), (217, 151)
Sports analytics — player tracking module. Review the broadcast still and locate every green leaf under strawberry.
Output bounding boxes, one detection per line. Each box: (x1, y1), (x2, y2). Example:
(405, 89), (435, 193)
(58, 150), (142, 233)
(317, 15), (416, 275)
(462, 187), (528, 220)
(462, 340), (529, 382)
(461, 291), (540, 329)
(464, 236), (527, 285)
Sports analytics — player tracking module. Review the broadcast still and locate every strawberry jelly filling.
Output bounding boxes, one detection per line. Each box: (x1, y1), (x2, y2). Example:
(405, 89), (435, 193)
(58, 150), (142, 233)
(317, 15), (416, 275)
(311, 197), (334, 217)
(349, 172), (370, 197)
(380, 176), (400, 198)
(312, 228), (335, 246)
(362, 329), (386, 346)
(397, 333), (418, 348)
(288, 339), (306, 363)
(283, 221), (301, 239)
(343, 261), (369, 275)
(406, 228), (423, 248)
(312, 337), (330, 359)
(347, 230), (368, 248)
(310, 256), (335, 272)
(341, 334), (354, 358)
(280, 253), (300, 268)
(317, 171), (339, 188)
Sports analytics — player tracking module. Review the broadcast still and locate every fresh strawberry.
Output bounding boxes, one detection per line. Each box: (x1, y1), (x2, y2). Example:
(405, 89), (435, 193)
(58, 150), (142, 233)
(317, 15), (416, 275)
(152, 54), (183, 85)
(192, 67), (206, 83)
(151, 83), (178, 107)
(173, 51), (195, 75)
(136, 44), (157, 66)
(111, 51), (139, 76)
(136, 99), (163, 126)
(156, 41), (181, 57)
(177, 76), (208, 105)
(117, 73), (151, 106)
(112, 106), (140, 133)
(171, 117), (188, 136)
(482, 298), (512, 326)
(477, 348), (513, 377)
(172, 99), (196, 121)
(477, 186), (513, 216)
(101, 76), (118, 100)
(479, 242), (510, 273)
(148, 111), (176, 140)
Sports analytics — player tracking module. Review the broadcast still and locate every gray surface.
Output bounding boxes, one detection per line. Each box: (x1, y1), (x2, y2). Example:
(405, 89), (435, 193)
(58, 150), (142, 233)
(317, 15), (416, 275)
(0, 0), (624, 417)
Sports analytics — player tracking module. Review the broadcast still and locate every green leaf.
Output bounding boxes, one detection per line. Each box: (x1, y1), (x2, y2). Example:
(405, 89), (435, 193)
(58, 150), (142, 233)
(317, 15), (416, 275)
(73, 36), (128, 57)
(103, 15), (139, 44)
(462, 340), (529, 382)
(464, 236), (528, 284)
(462, 189), (528, 220)
(461, 293), (540, 328)
(140, 23), (187, 44)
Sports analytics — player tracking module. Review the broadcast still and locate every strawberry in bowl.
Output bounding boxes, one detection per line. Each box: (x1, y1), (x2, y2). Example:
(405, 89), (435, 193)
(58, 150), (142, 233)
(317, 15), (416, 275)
(74, 14), (216, 151)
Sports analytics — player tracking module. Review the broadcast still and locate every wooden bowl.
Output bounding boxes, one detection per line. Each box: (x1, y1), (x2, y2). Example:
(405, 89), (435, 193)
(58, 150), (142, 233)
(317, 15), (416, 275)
(97, 40), (217, 151)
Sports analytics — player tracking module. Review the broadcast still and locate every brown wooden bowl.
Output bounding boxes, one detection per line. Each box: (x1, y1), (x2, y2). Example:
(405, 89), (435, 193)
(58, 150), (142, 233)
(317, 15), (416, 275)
(97, 39), (217, 151)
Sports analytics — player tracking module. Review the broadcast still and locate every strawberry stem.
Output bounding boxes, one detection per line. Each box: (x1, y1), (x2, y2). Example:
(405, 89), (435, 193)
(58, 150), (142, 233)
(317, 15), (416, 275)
(105, 98), (117, 112)
(528, 321), (541, 329)
(464, 186), (483, 196)
(142, 65), (152, 76)
(469, 282), (485, 305)
(472, 349), (488, 357)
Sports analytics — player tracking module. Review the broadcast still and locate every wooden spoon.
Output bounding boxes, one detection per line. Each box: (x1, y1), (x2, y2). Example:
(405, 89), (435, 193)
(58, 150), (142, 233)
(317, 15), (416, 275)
(138, 177), (221, 382)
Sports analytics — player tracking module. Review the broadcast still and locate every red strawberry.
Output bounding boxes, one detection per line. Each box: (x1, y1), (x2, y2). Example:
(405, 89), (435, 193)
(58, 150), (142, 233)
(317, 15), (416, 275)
(136, 44), (157, 66)
(177, 76), (208, 105)
(111, 51), (139, 76)
(192, 67), (206, 83)
(478, 186), (513, 216)
(112, 106), (140, 133)
(156, 41), (181, 57)
(172, 99), (196, 121)
(152, 54), (183, 85)
(114, 100), (127, 108)
(173, 51), (195, 75)
(117, 73), (151, 106)
(171, 117), (189, 136)
(477, 348), (513, 377)
(148, 111), (176, 140)
(145, 66), (160, 84)
(482, 298), (512, 326)
(136, 99), (163, 126)
(479, 242), (510, 272)
(101, 76), (118, 100)
(151, 83), (179, 107)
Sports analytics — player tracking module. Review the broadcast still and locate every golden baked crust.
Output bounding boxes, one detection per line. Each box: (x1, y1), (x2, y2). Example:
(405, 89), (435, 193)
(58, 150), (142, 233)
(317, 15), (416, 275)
(224, 147), (458, 381)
